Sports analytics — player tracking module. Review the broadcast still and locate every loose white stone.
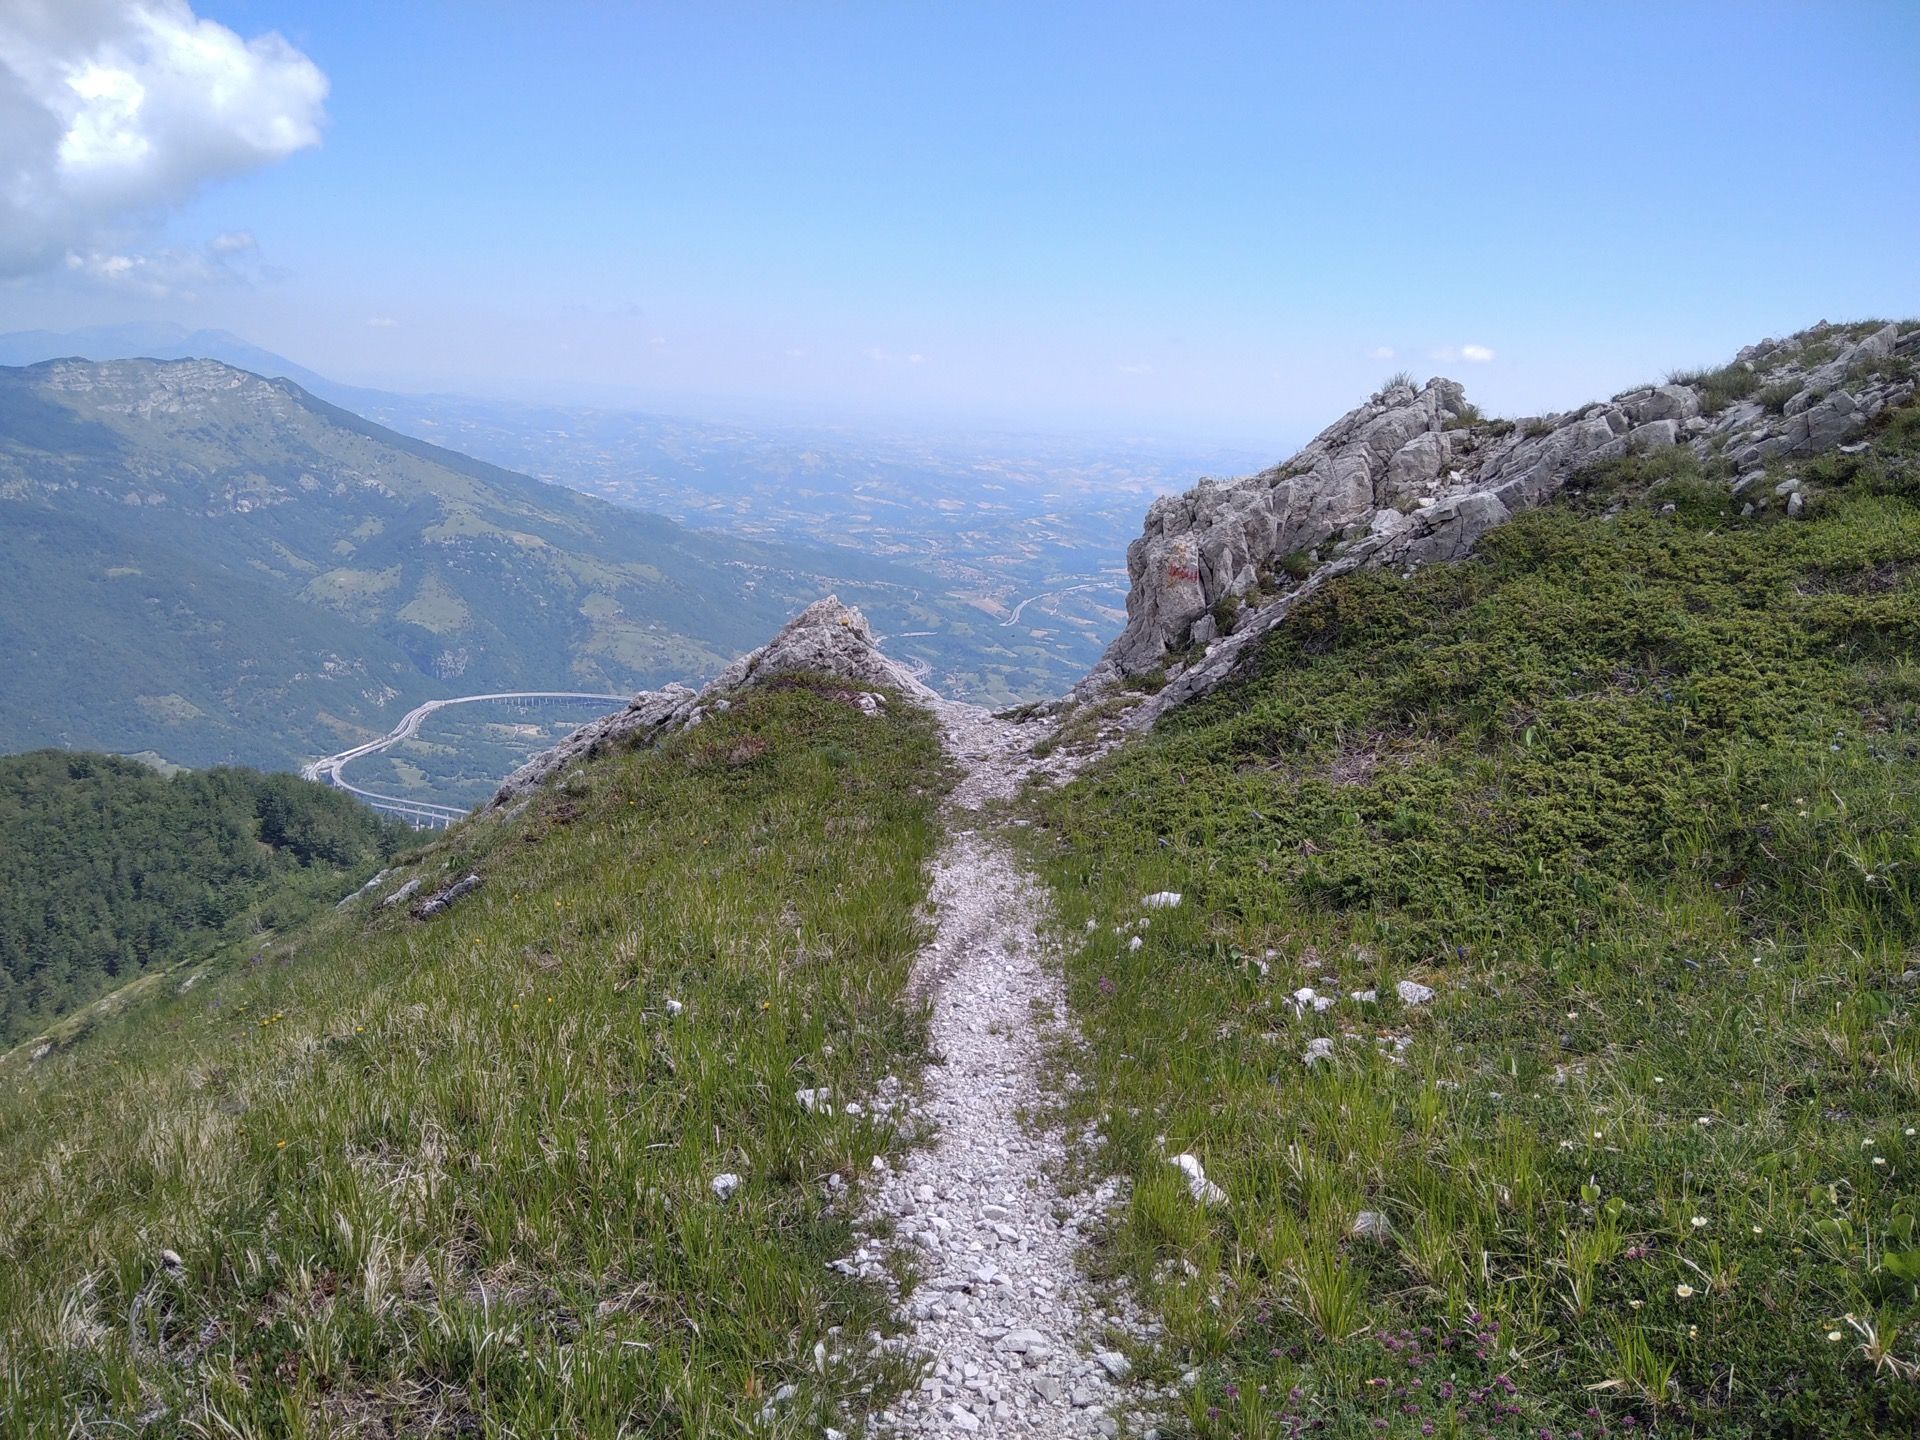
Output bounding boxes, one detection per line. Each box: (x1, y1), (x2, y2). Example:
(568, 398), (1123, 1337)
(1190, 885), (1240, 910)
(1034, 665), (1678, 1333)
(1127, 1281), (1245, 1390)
(1169, 1152), (1228, 1206)
(1396, 979), (1437, 1006)
(1141, 891), (1183, 909)
(1352, 1210), (1392, 1241)
(709, 1172), (742, 1201)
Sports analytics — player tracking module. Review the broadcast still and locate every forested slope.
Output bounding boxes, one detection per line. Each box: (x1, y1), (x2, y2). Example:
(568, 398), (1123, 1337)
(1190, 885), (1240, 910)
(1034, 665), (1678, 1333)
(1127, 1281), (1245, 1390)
(0, 752), (402, 1045)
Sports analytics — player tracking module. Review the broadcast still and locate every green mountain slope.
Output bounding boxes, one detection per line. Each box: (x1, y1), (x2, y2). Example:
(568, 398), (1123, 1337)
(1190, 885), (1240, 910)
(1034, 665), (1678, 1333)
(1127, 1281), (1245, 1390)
(0, 751), (404, 1047)
(1031, 403), (1920, 1433)
(0, 358), (947, 771)
(0, 678), (945, 1434)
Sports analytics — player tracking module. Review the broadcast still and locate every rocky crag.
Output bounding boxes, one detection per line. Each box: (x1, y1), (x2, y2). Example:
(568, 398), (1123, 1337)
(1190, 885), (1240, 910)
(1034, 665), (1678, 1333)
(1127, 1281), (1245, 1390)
(1086, 319), (1918, 722)
(488, 595), (939, 806)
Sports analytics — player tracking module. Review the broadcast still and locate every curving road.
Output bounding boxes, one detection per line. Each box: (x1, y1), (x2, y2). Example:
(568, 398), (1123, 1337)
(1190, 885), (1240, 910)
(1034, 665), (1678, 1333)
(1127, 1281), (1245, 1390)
(999, 579), (1113, 627)
(303, 691), (628, 826)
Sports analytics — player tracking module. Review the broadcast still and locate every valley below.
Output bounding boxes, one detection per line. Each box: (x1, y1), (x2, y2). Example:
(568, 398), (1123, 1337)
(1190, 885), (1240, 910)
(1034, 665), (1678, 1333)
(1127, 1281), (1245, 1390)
(301, 691), (630, 820)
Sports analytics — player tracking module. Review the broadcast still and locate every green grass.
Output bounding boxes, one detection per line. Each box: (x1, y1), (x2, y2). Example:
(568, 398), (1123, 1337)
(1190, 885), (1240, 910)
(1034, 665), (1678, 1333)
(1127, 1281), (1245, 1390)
(1026, 404), (1920, 1436)
(0, 678), (947, 1437)
(1667, 363), (1762, 415)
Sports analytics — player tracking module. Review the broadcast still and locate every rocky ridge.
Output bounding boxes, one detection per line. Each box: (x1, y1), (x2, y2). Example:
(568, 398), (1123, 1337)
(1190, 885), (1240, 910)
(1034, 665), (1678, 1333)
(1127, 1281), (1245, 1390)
(487, 595), (937, 806)
(1087, 319), (1919, 722)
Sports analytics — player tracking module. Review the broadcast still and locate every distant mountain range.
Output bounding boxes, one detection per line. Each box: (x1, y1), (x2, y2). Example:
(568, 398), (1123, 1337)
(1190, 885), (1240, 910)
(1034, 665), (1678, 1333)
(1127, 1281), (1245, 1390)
(0, 323), (390, 413)
(0, 356), (1012, 772)
(0, 325), (1272, 700)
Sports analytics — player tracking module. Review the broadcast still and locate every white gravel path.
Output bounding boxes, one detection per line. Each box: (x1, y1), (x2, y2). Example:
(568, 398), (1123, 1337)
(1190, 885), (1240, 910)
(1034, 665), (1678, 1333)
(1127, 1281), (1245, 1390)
(839, 701), (1151, 1439)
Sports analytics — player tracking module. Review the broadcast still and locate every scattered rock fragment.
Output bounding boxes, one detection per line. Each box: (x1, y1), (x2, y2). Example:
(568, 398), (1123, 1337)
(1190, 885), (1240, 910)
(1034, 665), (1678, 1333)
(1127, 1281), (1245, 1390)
(1140, 891), (1183, 909)
(1396, 979), (1436, 1007)
(380, 876), (423, 908)
(1351, 1210), (1392, 1242)
(413, 873), (482, 918)
(1170, 1152), (1228, 1206)
(337, 867), (392, 910)
(709, 1172), (743, 1201)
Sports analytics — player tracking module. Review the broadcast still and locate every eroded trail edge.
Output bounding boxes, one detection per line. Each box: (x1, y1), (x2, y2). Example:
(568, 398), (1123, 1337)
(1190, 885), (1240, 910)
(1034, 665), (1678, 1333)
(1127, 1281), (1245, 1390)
(844, 702), (1148, 1439)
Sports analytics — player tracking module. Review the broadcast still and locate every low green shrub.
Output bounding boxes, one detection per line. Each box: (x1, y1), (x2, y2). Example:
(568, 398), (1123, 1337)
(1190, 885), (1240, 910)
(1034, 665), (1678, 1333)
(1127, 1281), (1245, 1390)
(1027, 402), (1920, 1437)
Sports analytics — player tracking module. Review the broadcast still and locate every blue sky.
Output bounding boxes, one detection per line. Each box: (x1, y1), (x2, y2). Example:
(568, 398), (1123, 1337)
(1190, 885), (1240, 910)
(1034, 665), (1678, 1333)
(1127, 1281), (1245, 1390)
(4, 1), (1918, 447)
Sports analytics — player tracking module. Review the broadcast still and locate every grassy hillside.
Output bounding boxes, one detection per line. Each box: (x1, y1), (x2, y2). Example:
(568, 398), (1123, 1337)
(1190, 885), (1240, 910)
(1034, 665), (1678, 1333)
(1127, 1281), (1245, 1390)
(0, 679), (945, 1436)
(1031, 404), (1920, 1434)
(0, 752), (403, 1047)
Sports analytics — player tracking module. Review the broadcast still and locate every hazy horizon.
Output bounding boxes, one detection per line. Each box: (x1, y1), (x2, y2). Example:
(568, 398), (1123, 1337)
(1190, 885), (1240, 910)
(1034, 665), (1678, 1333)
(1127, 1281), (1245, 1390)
(3, 1), (1917, 446)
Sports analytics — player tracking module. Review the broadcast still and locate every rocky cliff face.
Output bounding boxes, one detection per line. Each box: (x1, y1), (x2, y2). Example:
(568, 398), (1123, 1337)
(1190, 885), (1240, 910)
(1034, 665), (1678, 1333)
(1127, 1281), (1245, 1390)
(1089, 319), (1919, 715)
(488, 597), (937, 806)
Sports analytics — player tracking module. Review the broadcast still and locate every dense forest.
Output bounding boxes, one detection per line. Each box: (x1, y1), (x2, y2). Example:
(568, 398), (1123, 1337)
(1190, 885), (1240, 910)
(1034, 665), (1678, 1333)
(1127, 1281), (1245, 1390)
(0, 751), (403, 1044)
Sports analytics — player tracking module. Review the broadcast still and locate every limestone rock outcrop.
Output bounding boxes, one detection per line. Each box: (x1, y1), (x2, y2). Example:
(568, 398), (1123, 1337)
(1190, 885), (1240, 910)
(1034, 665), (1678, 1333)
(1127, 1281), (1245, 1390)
(1089, 319), (1919, 720)
(703, 595), (939, 702)
(1102, 377), (1475, 675)
(488, 597), (933, 806)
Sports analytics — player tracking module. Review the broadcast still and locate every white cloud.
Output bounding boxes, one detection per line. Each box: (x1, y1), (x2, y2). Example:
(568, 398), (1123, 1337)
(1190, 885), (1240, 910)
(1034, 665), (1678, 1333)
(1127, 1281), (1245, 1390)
(1369, 346), (1395, 361)
(1117, 361), (1153, 376)
(63, 232), (268, 297)
(366, 315), (398, 329)
(1427, 343), (1497, 365)
(865, 344), (927, 366)
(0, 1), (328, 278)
